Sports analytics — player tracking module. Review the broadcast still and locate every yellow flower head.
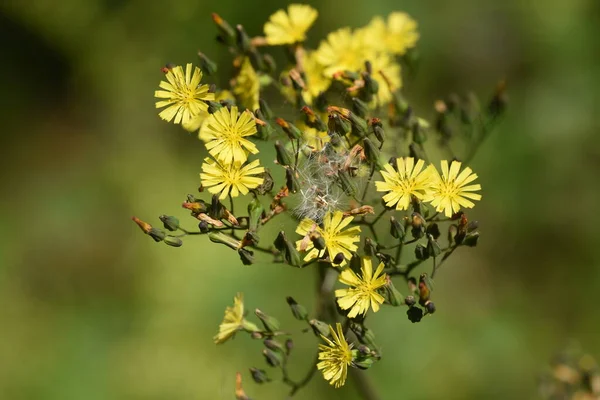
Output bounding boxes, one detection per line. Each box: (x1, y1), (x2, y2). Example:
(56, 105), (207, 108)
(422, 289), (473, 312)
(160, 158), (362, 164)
(375, 157), (433, 210)
(386, 12), (419, 55)
(317, 322), (354, 388)
(301, 51), (331, 104)
(426, 160), (482, 217)
(199, 106), (258, 165)
(182, 90), (234, 133)
(214, 293), (259, 344)
(264, 4), (318, 45)
(155, 63), (214, 125)
(295, 210), (361, 267)
(316, 27), (369, 76)
(365, 52), (402, 106)
(200, 158), (265, 200)
(335, 257), (387, 318)
(233, 58), (260, 111)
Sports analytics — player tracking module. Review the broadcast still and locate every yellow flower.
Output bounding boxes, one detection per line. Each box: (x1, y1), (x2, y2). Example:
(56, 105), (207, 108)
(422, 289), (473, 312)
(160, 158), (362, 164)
(155, 63), (214, 125)
(264, 4), (318, 45)
(317, 322), (354, 388)
(214, 293), (259, 344)
(386, 12), (419, 55)
(200, 158), (265, 200)
(199, 106), (258, 165)
(301, 124), (330, 152)
(182, 90), (234, 133)
(425, 160), (482, 217)
(316, 27), (369, 76)
(301, 51), (331, 104)
(365, 52), (402, 105)
(375, 157), (433, 210)
(233, 58), (260, 111)
(335, 257), (387, 318)
(295, 211), (361, 266)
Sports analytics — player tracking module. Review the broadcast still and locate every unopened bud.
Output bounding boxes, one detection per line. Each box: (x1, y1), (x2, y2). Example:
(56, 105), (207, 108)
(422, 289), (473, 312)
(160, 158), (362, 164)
(332, 252), (345, 265)
(148, 228), (166, 242)
(247, 197), (264, 232)
(209, 232), (241, 250)
(132, 216), (152, 234)
(309, 319), (330, 337)
(255, 309), (280, 332)
(418, 273), (433, 306)
(370, 118), (385, 144)
(384, 278), (404, 306)
(198, 220), (210, 233)
(427, 235), (442, 257)
(263, 53), (276, 74)
(410, 212), (426, 239)
(328, 113), (351, 136)
(197, 51), (217, 75)
(390, 216), (405, 239)
(338, 169), (356, 197)
(259, 99), (273, 120)
(364, 237), (377, 256)
(362, 137), (383, 169)
(301, 106), (327, 132)
(415, 243), (429, 260)
(285, 168), (298, 193)
(404, 295), (416, 306)
(425, 301), (436, 314)
(235, 24), (251, 53)
(285, 339), (294, 354)
(274, 141), (293, 166)
(262, 348), (283, 367)
(464, 232), (480, 247)
(164, 236), (183, 247)
(211, 13), (235, 45)
(310, 232), (326, 250)
(249, 367), (270, 384)
(275, 118), (302, 140)
(273, 231), (302, 267)
(238, 248), (254, 265)
(352, 98), (369, 118)
(159, 215), (180, 232)
(264, 338), (285, 352)
(206, 101), (223, 114)
(363, 71), (379, 100)
(426, 223), (441, 240)
(286, 297), (308, 320)
(412, 121), (427, 144)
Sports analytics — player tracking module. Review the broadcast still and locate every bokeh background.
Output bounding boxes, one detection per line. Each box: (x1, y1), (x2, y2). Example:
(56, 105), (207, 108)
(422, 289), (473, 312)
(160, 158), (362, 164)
(1, 0), (599, 399)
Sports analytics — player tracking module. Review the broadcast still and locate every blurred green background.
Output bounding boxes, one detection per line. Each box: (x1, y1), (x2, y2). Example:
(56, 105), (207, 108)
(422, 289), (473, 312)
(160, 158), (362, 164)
(1, 0), (599, 399)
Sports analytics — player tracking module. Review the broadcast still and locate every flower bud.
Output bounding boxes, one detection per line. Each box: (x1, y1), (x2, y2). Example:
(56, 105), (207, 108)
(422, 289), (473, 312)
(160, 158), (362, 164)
(235, 372), (250, 400)
(364, 237), (377, 256)
(338, 169), (356, 197)
(415, 243), (429, 260)
(211, 13), (235, 45)
(275, 118), (302, 140)
(197, 51), (217, 75)
(285, 339), (294, 354)
(301, 106), (327, 132)
(370, 118), (385, 144)
(263, 53), (276, 74)
(148, 228), (166, 242)
(159, 215), (180, 232)
(427, 235), (442, 257)
(327, 113), (351, 136)
(249, 367), (270, 384)
(362, 71), (379, 100)
(407, 277), (418, 293)
(285, 168), (299, 193)
(164, 236), (183, 247)
(238, 248), (254, 265)
(309, 319), (330, 337)
(425, 301), (436, 314)
(407, 306), (423, 323)
(352, 98), (369, 118)
(286, 297), (308, 320)
(390, 216), (404, 239)
(209, 232), (241, 250)
(464, 232), (480, 247)
(426, 222), (440, 240)
(310, 232), (326, 250)
(354, 357), (374, 370)
(198, 221), (210, 233)
(206, 101), (223, 114)
(235, 24), (251, 53)
(328, 106), (368, 137)
(255, 309), (280, 332)
(332, 252), (345, 265)
(418, 273), (433, 306)
(262, 348), (283, 367)
(404, 295), (416, 306)
(132, 216), (152, 234)
(274, 141), (293, 167)
(274, 231), (302, 267)
(264, 338), (285, 352)
(384, 278), (404, 306)
(411, 121), (427, 144)
(410, 212), (426, 239)
(247, 197), (264, 232)
(259, 98), (273, 120)
(182, 200), (208, 214)
(362, 137), (383, 169)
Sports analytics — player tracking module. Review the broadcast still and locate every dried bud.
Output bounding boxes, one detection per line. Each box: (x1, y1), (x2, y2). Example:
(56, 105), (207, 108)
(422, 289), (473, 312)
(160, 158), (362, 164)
(407, 306), (423, 323)
(327, 113), (351, 136)
(404, 295), (416, 306)
(255, 309), (280, 332)
(159, 215), (180, 232)
(332, 252), (345, 265)
(364, 237), (377, 256)
(275, 118), (302, 140)
(328, 106), (368, 137)
(262, 348), (283, 367)
(464, 232), (480, 247)
(132, 216), (152, 234)
(197, 51), (217, 75)
(164, 236), (183, 247)
(249, 367), (270, 384)
(211, 13), (235, 45)
(427, 235), (442, 257)
(426, 223), (441, 240)
(407, 277), (418, 293)
(301, 106), (327, 131)
(425, 301), (436, 314)
(285, 168), (299, 193)
(410, 212), (426, 239)
(415, 243), (429, 260)
(370, 118), (385, 144)
(418, 273), (433, 306)
(182, 200), (208, 214)
(235, 372), (250, 400)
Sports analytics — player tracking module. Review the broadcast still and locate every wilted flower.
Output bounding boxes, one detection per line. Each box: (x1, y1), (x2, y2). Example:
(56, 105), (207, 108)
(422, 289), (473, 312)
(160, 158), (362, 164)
(335, 257), (387, 318)
(155, 63), (214, 125)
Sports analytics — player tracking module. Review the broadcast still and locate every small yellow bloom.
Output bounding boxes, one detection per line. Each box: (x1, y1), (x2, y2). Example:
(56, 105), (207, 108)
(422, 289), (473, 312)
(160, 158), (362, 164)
(295, 210), (361, 266)
(317, 322), (354, 388)
(155, 64), (214, 125)
(301, 51), (331, 104)
(214, 293), (259, 344)
(316, 27), (369, 76)
(335, 257), (387, 318)
(200, 158), (265, 200)
(233, 58), (260, 111)
(425, 160), (482, 217)
(387, 12), (419, 55)
(375, 157), (433, 210)
(264, 4), (318, 45)
(200, 106), (258, 165)
(182, 90), (234, 133)
(365, 52), (402, 105)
